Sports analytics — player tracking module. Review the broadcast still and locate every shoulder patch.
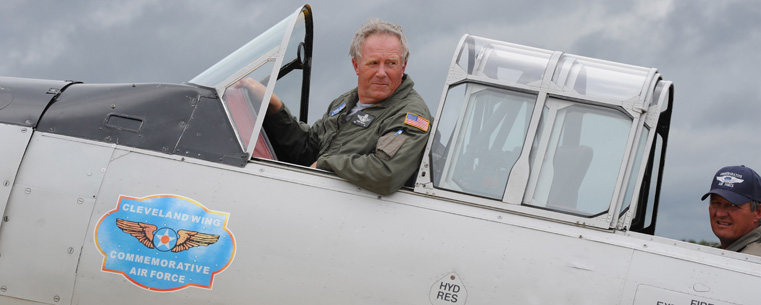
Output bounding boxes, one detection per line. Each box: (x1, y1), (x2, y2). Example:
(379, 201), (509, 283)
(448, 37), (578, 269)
(330, 101), (347, 116)
(404, 112), (430, 132)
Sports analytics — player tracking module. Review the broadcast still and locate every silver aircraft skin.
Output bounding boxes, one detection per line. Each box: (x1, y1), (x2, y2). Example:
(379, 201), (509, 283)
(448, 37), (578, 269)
(1, 4), (759, 305)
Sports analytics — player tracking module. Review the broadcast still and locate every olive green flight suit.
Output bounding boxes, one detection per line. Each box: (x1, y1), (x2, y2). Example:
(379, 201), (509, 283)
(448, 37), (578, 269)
(263, 74), (432, 195)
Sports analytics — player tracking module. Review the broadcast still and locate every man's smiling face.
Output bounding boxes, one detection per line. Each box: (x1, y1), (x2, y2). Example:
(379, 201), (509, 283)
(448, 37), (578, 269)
(709, 194), (761, 248)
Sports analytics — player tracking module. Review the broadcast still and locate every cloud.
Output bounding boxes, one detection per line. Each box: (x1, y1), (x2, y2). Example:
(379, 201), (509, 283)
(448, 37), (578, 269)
(2, 0), (760, 243)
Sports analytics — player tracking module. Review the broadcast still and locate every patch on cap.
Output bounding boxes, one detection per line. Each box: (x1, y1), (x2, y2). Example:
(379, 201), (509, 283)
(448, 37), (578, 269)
(716, 174), (744, 187)
(702, 165), (761, 205)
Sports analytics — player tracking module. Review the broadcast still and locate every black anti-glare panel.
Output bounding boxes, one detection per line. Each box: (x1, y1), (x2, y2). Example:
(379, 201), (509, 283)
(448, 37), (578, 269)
(0, 77), (72, 127)
(37, 82), (247, 167)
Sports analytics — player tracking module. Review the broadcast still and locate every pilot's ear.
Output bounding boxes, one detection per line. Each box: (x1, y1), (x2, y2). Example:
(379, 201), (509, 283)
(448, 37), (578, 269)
(753, 205), (761, 224)
(352, 58), (360, 75)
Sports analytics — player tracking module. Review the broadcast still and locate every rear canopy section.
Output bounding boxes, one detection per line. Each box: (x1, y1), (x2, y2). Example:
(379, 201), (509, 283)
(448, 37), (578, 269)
(416, 35), (673, 232)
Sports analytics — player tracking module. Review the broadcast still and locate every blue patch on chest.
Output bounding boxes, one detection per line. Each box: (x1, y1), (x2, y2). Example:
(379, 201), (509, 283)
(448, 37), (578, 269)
(330, 101), (347, 116)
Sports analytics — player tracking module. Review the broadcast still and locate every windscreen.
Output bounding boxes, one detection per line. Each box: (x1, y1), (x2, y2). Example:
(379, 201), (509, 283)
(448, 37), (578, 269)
(188, 6), (310, 154)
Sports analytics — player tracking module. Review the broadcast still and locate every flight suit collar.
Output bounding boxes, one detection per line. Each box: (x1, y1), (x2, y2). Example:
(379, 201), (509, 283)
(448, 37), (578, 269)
(334, 74), (415, 120)
(370, 74), (414, 109)
(726, 226), (761, 252)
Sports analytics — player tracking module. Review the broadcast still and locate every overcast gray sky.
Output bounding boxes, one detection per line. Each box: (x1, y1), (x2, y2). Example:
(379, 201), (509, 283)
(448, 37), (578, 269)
(3, 0), (760, 242)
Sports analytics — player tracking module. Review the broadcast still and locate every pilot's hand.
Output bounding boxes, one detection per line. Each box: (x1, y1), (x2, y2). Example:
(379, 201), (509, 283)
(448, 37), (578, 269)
(310, 162), (317, 168)
(234, 78), (283, 115)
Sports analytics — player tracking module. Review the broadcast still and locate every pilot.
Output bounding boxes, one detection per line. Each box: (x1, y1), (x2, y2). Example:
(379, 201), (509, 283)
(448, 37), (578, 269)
(701, 165), (761, 255)
(247, 18), (432, 196)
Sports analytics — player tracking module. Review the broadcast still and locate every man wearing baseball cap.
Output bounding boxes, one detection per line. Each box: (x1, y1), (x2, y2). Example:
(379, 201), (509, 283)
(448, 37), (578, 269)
(701, 165), (761, 255)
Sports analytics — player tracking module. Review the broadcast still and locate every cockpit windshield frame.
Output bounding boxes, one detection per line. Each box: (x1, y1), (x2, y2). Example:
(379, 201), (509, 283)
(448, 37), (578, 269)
(188, 5), (313, 159)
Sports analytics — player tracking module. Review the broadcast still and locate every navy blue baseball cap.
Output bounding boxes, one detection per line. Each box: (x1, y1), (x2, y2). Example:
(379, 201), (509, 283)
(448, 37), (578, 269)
(701, 165), (761, 205)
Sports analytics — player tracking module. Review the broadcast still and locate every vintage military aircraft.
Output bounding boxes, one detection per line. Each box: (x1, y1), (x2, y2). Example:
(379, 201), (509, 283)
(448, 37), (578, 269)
(0, 4), (759, 305)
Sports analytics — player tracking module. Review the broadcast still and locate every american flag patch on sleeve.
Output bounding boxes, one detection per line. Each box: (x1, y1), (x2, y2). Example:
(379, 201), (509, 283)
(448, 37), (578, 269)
(404, 112), (430, 132)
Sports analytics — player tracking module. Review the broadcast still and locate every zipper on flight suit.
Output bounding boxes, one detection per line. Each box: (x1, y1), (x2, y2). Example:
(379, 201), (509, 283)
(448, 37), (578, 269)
(318, 112), (350, 156)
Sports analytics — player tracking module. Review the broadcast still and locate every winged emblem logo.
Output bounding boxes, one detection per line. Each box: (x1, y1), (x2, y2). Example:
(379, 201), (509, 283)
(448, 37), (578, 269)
(116, 218), (220, 252)
(95, 194), (235, 291)
(357, 113), (371, 124)
(717, 175), (744, 186)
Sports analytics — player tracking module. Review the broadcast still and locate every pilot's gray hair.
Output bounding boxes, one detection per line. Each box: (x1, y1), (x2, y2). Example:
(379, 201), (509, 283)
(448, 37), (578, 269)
(349, 18), (409, 63)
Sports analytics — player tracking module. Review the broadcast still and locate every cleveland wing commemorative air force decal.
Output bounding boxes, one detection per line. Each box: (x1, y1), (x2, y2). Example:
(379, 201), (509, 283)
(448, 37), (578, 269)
(95, 194), (236, 291)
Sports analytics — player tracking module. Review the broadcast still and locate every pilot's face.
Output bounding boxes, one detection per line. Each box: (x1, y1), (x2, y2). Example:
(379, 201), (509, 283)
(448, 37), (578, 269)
(709, 194), (761, 249)
(352, 33), (406, 104)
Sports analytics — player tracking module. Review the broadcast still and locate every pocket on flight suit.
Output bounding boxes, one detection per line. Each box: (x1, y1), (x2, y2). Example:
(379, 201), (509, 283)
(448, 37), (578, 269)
(375, 131), (409, 161)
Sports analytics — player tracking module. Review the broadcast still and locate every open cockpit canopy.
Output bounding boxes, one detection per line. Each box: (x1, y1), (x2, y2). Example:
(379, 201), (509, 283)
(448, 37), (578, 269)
(417, 35), (672, 232)
(4, 5), (313, 167)
(189, 4), (313, 159)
